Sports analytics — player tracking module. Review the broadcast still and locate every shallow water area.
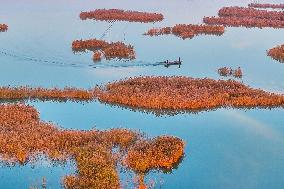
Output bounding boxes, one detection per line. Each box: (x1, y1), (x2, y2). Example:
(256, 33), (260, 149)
(0, 156), (75, 189)
(1, 0), (284, 188)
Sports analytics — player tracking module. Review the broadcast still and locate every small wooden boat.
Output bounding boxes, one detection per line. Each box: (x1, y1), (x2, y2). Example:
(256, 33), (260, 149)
(162, 57), (182, 68)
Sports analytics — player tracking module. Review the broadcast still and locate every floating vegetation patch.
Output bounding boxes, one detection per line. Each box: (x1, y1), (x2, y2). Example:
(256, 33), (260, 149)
(218, 67), (243, 78)
(72, 39), (109, 52)
(80, 9), (164, 23)
(203, 16), (284, 28)
(124, 136), (184, 188)
(218, 7), (284, 21)
(72, 39), (135, 62)
(204, 6), (284, 28)
(0, 104), (185, 188)
(0, 24), (8, 32)
(267, 44), (284, 63)
(93, 51), (102, 62)
(0, 86), (94, 101)
(144, 27), (172, 37)
(95, 76), (284, 111)
(144, 24), (225, 40)
(248, 3), (284, 9)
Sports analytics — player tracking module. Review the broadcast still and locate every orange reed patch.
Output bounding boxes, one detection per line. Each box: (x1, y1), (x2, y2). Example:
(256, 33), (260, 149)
(0, 24), (8, 32)
(72, 39), (109, 52)
(80, 9), (163, 23)
(218, 6), (284, 21)
(248, 3), (284, 9)
(144, 24), (225, 39)
(72, 39), (135, 61)
(204, 6), (284, 28)
(267, 44), (284, 63)
(1, 76), (284, 114)
(95, 76), (284, 111)
(124, 136), (185, 173)
(93, 51), (102, 62)
(218, 67), (243, 78)
(0, 86), (94, 101)
(203, 16), (284, 28)
(0, 104), (184, 188)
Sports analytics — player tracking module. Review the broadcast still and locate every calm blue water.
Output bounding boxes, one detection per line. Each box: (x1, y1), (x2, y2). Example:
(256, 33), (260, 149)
(0, 0), (284, 188)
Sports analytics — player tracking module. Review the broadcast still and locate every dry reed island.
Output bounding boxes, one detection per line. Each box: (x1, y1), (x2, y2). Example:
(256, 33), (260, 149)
(0, 24), (8, 32)
(217, 67), (243, 78)
(79, 9), (164, 23)
(267, 44), (284, 63)
(248, 3), (284, 9)
(144, 24), (225, 40)
(1, 76), (284, 112)
(74, 9), (164, 62)
(95, 76), (284, 111)
(0, 103), (184, 189)
(203, 5), (284, 28)
(72, 39), (135, 62)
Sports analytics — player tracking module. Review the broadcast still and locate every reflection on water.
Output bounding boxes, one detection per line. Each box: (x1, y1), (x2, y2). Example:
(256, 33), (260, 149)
(0, 157), (75, 189)
(96, 99), (284, 117)
(1, 0), (284, 188)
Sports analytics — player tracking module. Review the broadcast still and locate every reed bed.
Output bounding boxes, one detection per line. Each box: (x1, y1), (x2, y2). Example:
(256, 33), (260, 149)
(95, 76), (284, 111)
(267, 44), (284, 63)
(124, 136), (184, 173)
(93, 51), (102, 62)
(248, 3), (284, 9)
(0, 86), (94, 101)
(204, 6), (284, 28)
(218, 7), (284, 21)
(124, 136), (184, 189)
(0, 24), (8, 32)
(103, 42), (135, 60)
(72, 39), (109, 52)
(80, 9), (163, 23)
(72, 39), (135, 61)
(218, 67), (243, 78)
(144, 24), (225, 39)
(204, 16), (284, 28)
(0, 104), (184, 189)
(1, 76), (284, 112)
(145, 27), (172, 36)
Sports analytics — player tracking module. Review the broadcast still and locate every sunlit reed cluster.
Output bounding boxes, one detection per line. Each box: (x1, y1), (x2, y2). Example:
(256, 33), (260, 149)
(72, 39), (135, 61)
(0, 24), (8, 32)
(72, 39), (109, 51)
(95, 76), (284, 111)
(0, 86), (94, 101)
(248, 3), (284, 9)
(204, 16), (284, 28)
(203, 5), (284, 28)
(80, 9), (164, 23)
(144, 27), (172, 36)
(267, 44), (284, 63)
(218, 7), (284, 20)
(144, 24), (225, 39)
(218, 67), (243, 78)
(1, 75), (284, 112)
(0, 104), (184, 189)
(93, 51), (102, 62)
(124, 136), (184, 188)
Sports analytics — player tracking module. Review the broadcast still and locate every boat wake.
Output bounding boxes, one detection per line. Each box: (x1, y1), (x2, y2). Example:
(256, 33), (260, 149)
(0, 48), (163, 69)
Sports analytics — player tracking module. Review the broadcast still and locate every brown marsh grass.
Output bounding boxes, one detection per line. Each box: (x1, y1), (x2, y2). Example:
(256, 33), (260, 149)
(0, 103), (185, 189)
(80, 9), (163, 23)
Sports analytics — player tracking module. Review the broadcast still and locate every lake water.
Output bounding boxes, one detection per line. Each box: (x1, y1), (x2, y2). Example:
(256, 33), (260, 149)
(0, 0), (284, 188)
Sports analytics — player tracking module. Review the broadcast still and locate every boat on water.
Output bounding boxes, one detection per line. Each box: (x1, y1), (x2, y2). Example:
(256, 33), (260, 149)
(161, 57), (182, 68)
